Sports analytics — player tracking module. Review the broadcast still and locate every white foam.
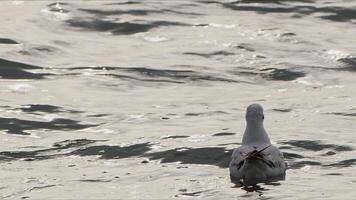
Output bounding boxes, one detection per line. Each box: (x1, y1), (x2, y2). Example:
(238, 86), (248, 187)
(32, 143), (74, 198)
(325, 85), (345, 89)
(40, 7), (71, 21)
(177, 148), (189, 152)
(80, 127), (117, 135)
(160, 135), (171, 139)
(8, 83), (34, 93)
(150, 144), (164, 150)
(301, 165), (311, 172)
(128, 114), (146, 120)
(326, 50), (354, 61)
(12, 1), (24, 5)
(187, 134), (210, 142)
(37, 114), (61, 121)
(209, 23), (237, 29)
(143, 36), (169, 42)
(295, 76), (323, 87)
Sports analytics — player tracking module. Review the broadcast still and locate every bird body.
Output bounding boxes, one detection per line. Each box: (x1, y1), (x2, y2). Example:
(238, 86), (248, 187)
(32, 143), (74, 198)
(229, 104), (286, 185)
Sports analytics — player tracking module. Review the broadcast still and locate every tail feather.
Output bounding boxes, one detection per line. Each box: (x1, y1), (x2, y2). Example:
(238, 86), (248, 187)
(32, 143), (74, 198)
(245, 144), (275, 168)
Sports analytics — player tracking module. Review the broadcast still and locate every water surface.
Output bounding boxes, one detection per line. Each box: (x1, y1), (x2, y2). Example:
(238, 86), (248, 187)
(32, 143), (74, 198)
(0, 0), (356, 199)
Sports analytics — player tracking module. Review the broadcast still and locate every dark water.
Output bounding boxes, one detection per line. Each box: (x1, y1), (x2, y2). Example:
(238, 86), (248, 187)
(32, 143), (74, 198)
(0, 0), (356, 199)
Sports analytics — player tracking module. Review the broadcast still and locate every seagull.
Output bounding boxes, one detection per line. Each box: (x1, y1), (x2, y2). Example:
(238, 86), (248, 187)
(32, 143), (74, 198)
(229, 104), (287, 186)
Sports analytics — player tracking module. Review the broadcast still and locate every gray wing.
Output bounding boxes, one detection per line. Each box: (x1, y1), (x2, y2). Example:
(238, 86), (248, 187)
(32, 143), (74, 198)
(260, 145), (287, 177)
(229, 145), (255, 179)
(229, 145), (286, 179)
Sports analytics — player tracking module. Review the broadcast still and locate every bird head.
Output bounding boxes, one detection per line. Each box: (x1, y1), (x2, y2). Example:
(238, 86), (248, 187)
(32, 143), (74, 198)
(245, 104), (264, 123)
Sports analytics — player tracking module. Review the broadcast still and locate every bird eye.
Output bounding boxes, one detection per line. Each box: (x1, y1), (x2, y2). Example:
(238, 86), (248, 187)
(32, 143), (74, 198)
(262, 115), (264, 120)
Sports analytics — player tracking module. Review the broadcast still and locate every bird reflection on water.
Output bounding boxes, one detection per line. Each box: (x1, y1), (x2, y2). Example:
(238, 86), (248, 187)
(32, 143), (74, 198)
(231, 174), (285, 197)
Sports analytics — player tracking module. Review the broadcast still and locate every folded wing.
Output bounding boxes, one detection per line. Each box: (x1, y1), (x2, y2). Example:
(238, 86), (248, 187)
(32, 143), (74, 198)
(229, 144), (286, 181)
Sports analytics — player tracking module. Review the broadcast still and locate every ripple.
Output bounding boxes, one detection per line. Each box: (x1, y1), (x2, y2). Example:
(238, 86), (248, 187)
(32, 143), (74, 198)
(0, 139), (151, 161)
(100, 74), (184, 84)
(81, 8), (201, 16)
(280, 140), (353, 151)
(65, 66), (241, 84)
(260, 68), (306, 81)
(212, 132), (236, 136)
(234, 43), (255, 52)
(0, 139), (101, 161)
(71, 143), (152, 159)
(179, 190), (205, 197)
(326, 112), (356, 117)
(183, 51), (235, 58)
(0, 68), (48, 79)
(105, 1), (141, 6)
(338, 57), (356, 67)
(0, 58), (41, 70)
(232, 67), (305, 81)
(325, 159), (356, 168)
(66, 18), (188, 35)
(160, 135), (189, 140)
(0, 117), (97, 135)
(79, 8), (163, 16)
(272, 108), (292, 112)
(288, 160), (322, 169)
(47, 2), (70, 7)
(0, 58), (50, 79)
(53, 139), (101, 149)
(0, 38), (19, 44)
(218, 143), (240, 146)
(15, 104), (82, 114)
(29, 185), (57, 191)
(145, 147), (232, 168)
(46, 2), (70, 13)
(282, 152), (304, 159)
(221, 3), (356, 23)
(325, 173), (343, 176)
(78, 179), (112, 183)
(185, 111), (229, 116)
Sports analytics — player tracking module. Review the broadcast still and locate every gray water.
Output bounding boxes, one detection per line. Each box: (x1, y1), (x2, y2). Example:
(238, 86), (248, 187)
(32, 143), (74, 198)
(0, 0), (356, 199)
